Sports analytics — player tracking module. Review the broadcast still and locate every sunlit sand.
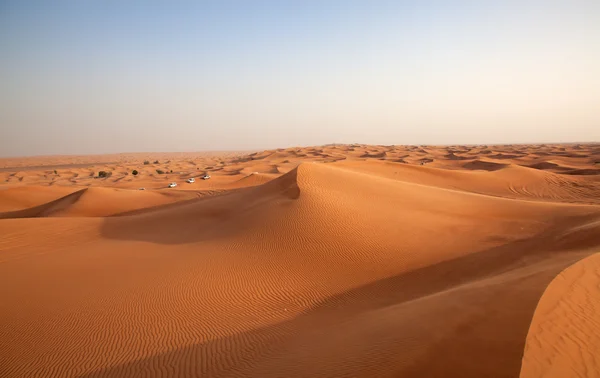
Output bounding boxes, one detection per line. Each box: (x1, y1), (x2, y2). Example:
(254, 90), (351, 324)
(1, 143), (599, 377)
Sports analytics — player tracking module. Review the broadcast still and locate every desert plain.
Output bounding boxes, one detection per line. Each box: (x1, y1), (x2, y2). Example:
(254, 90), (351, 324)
(1, 143), (599, 378)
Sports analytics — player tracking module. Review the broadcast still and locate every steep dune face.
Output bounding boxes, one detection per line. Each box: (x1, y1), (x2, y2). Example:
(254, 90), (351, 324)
(50, 187), (198, 217)
(520, 252), (600, 378)
(0, 189), (88, 219)
(0, 185), (80, 212)
(1, 149), (600, 378)
(0, 187), (198, 219)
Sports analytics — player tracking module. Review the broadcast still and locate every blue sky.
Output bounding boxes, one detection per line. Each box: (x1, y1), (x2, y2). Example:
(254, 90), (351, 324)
(1, 1), (599, 156)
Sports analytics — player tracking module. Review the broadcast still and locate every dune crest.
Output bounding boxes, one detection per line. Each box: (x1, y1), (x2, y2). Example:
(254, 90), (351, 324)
(520, 252), (600, 378)
(1, 144), (599, 377)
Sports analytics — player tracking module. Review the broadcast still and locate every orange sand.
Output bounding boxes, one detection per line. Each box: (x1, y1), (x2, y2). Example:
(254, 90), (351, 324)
(0, 143), (599, 377)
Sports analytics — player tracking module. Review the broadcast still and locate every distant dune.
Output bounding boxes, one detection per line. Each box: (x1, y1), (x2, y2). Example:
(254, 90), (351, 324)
(0, 143), (599, 377)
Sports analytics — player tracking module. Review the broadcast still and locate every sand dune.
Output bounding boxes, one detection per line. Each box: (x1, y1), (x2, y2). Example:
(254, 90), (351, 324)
(520, 252), (600, 378)
(1, 143), (599, 377)
(0, 185), (80, 212)
(463, 159), (508, 171)
(0, 187), (199, 218)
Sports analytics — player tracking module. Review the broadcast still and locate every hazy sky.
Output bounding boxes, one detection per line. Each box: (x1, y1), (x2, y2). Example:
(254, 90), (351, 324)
(1, 1), (599, 156)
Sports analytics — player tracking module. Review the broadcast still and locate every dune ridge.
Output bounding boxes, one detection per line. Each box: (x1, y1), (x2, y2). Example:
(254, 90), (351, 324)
(520, 252), (600, 378)
(1, 144), (599, 377)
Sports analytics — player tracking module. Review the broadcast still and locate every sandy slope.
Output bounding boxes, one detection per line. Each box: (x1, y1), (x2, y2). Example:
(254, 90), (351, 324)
(0, 144), (599, 378)
(520, 252), (600, 378)
(0, 185), (80, 212)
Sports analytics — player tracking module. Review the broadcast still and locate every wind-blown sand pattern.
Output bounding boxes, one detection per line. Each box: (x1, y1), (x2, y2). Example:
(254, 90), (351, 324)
(520, 253), (600, 378)
(0, 143), (599, 377)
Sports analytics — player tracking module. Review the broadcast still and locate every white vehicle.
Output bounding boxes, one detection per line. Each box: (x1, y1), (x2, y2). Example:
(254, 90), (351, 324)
(202, 174), (211, 180)
(187, 177), (195, 183)
(168, 182), (177, 188)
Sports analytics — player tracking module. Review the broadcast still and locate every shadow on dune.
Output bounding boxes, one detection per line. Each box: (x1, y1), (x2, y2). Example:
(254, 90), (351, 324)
(489, 153), (525, 160)
(524, 162), (567, 171)
(100, 168), (300, 244)
(560, 168), (600, 176)
(462, 160), (508, 171)
(444, 152), (471, 160)
(85, 215), (600, 378)
(0, 189), (86, 219)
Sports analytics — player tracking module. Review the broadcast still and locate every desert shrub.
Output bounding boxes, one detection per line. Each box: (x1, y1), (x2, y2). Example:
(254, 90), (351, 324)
(53, 170), (57, 174)
(170, 170), (173, 173)
(156, 169), (164, 174)
(132, 170), (139, 176)
(98, 171), (109, 178)
(153, 160), (159, 164)
(143, 160), (150, 165)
